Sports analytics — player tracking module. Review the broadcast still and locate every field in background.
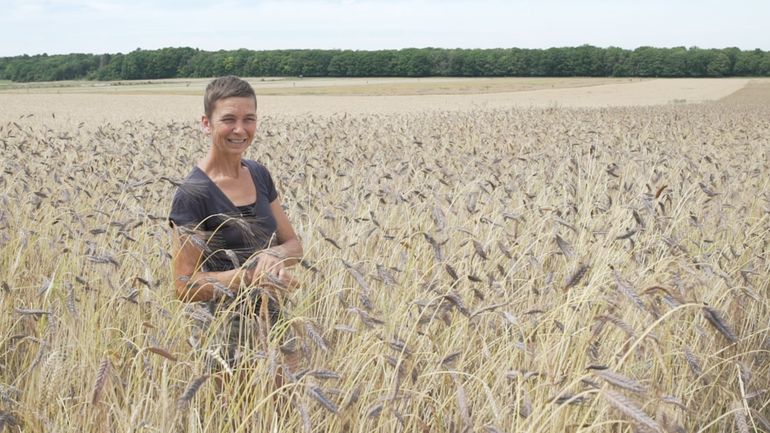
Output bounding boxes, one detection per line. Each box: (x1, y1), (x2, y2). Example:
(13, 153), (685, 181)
(0, 79), (769, 432)
(0, 77), (759, 122)
(0, 77), (633, 96)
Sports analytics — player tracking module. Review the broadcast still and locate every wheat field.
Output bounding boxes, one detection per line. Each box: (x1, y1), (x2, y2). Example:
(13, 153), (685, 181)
(0, 79), (768, 432)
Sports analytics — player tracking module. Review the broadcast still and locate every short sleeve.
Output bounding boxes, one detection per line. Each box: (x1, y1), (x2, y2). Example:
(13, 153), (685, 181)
(264, 167), (278, 202)
(168, 189), (205, 228)
(246, 160), (278, 203)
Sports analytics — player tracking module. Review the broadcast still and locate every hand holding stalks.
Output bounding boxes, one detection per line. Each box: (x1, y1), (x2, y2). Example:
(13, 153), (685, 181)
(242, 249), (300, 294)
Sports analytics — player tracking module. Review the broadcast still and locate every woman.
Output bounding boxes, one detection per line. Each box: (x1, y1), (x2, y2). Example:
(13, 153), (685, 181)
(169, 75), (303, 368)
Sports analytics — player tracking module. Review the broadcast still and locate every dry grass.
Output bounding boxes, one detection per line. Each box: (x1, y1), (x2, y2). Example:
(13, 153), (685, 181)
(0, 83), (768, 432)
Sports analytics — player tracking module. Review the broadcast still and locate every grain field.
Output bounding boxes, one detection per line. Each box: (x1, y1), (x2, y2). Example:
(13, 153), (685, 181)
(0, 78), (768, 432)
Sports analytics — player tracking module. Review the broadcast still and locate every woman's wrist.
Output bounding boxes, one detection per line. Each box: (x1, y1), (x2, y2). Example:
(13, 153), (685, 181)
(238, 266), (253, 287)
(263, 247), (286, 260)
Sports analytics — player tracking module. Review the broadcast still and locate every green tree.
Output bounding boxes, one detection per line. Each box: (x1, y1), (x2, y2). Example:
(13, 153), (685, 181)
(733, 50), (758, 75)
(706, 52), (731, 76)
(328, 51), (356, 76)
(662, 47), (688, 76)
(2, 46), (770, 82)
(686, 47), (711, 76)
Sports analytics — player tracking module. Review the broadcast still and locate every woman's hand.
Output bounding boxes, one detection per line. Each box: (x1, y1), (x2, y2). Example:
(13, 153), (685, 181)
(243, 248), (300, 293)
(261, 268), (301, 297)
(252, 248), (284, 280)
(240, 198), (304, 295)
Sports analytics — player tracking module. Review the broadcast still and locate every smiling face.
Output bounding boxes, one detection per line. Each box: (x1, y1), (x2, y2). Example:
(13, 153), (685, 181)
(202, 96), (258, 157)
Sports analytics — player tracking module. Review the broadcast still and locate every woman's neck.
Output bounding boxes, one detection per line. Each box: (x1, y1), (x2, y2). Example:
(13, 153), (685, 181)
(199, 151), (243, 178)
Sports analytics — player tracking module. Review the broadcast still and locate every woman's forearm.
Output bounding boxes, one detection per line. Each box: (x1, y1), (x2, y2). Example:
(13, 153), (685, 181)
(270, 238), (303, 267)
(173, 235), (303, 302)
(175, 268), (247, 302)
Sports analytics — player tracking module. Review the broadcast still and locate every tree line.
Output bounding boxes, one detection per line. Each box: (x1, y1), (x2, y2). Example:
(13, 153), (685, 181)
(1, 46), (769, 82)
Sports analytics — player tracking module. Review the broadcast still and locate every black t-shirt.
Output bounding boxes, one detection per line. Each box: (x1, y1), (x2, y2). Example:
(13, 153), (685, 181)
(169, 159), (279, 272)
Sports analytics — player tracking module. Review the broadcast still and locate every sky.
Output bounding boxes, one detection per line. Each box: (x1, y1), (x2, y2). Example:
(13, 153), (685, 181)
(1, 0), (767, 57)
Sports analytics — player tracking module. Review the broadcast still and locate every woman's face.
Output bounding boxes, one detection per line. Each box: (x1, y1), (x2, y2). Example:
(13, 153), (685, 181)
(202, 96), (257, 156)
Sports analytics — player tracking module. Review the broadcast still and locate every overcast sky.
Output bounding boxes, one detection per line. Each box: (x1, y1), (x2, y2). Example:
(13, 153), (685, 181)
(1, 0), (767, 57)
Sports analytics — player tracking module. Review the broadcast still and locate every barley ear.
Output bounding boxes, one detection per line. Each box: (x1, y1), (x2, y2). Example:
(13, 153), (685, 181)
(602, 389), (661, 433)
(731, 401), (749, 433)
(91, 356), (111, 405)
(702, 306), (738, 344)
(177, 375), (210, 410)
(589, 367), (647, 394)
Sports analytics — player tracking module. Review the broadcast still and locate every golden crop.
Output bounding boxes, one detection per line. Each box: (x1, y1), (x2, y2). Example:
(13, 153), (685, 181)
(0, 84), (768, 432)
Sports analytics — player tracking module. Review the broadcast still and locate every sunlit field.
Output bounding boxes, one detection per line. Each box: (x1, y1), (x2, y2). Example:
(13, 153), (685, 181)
(0, 77), (752, 119)
(0, 78), (768, 432)
(0, 76), (632, 96)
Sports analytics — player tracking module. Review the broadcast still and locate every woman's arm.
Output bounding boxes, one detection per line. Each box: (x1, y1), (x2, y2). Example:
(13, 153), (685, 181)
(171, 228), (248, 302)
(171, 198), (303, 301)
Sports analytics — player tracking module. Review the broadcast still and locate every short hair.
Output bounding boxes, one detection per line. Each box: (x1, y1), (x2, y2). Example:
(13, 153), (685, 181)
(203, 76), (256, 118)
